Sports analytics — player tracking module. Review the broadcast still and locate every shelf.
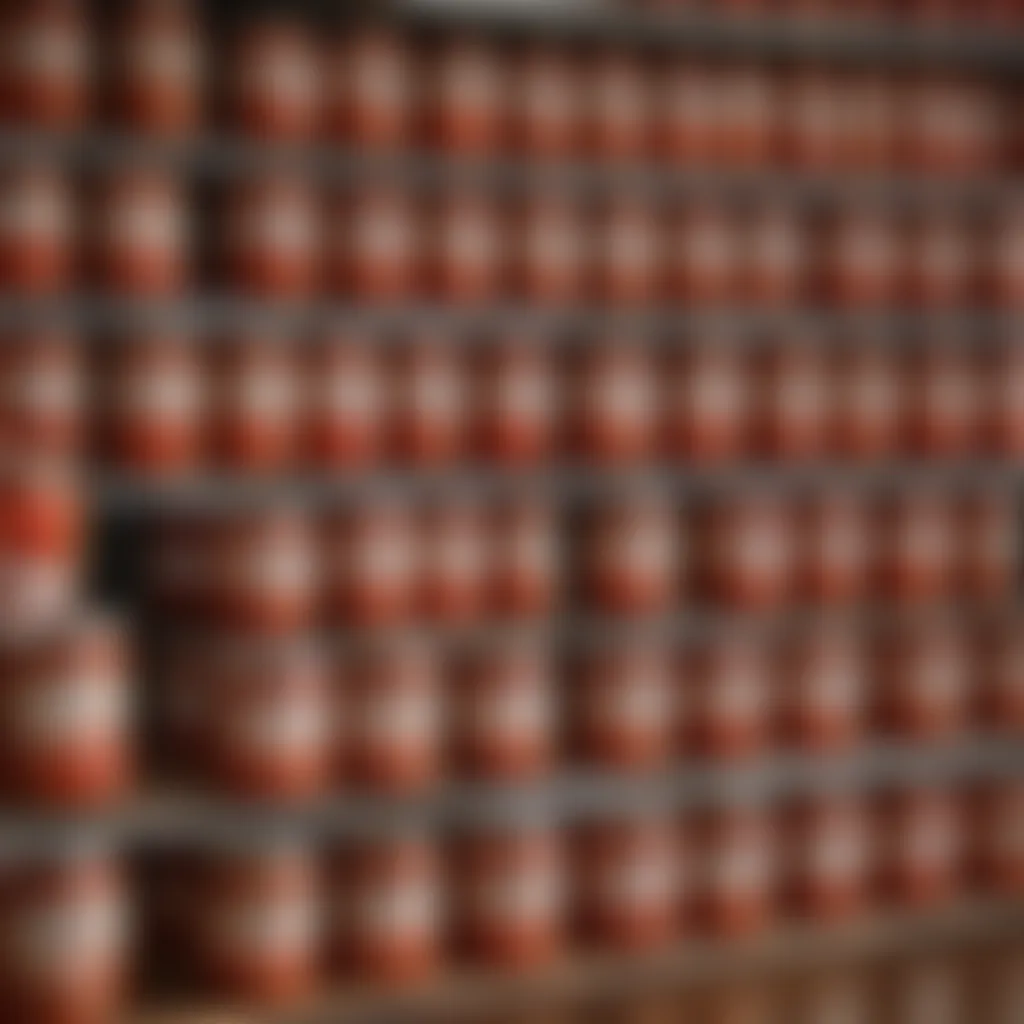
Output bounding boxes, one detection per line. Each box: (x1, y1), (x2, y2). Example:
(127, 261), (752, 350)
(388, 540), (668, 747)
(0, 740), (1019, 855)
(2, 129), (1022, 212)
(130, 899), (1024, 1024)
(94, 462), (1024, 513)
(0, 297), (1017, 338)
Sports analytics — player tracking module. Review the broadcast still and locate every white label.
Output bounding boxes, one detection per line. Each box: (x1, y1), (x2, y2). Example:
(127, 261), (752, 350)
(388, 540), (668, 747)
(0, 187), (67, 239)
(353, 211), (412, 262)
(705, 670), (763, 720)
(585, 370), (652, 424)
(231, 545), (311, 596)
(444, 216), (496, 267)
(113, 371), (198, 418)
(438, 55), (498, 109)
(407, 367), (462, 419)
(345, 882), (438, 940)
(239, 201), (314, 258)
(319, 371), (380, 420)
(806, 826), (868, 882)
(463, 682), (550, 744)
(732, 523), (787, 577)
(209, 898), (316, 958)
(594, 854), (675, 909)
(349, 50), (408, 108)
(103, 198), (181, 254)
(684, 221), (735, 275)
(222, 368), (292, 419)
(594, 70), (644, 124)
(8, 892), (126, 983)
(5, 368), (79, 416)
(227, 698), (326, 756)
(12, 678), (126, 747)
(524, 219), (579, 272)
(122, 36), (197, 84)
(587, 675), (670, 732)
(347, 533), (415, 585)
(12, 28), (84, 78)
(901, 815), (957, 868)
(358, 690), (437, 748)
(708, 842), (769, 897)
(432, 530), (485, 582)
(238, 55), (314, 109)
(469, 868), (561, 926)
(606, 220), (656, 276)
(603, 522), (674, 577)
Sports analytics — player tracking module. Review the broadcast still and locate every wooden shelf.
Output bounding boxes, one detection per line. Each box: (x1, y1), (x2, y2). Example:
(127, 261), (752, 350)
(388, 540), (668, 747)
(0, 740), (1019, 855)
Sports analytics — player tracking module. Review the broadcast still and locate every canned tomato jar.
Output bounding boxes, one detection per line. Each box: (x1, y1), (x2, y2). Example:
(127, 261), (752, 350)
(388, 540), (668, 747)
(903, 341), (979, 459)
(875, 787), (962, 908)
(193, 841), (318, 1005)
(584, 50), (650, 161)
(0, 0), (88, 128)
(451, 640), (555, 782)
(782, 796), (872, 923)
(968, 780), (1024, 897)
(700, 493), (793, 611)
(488, 497), (559, 619)
(0, 846), (129, 1024)
(204, 505), (316, 635)
(98, 331), (203, 475)
(512, 194), (585, 306)
(455, 822), (564, 971)
(320, 498), (419, 628)
(0, 165), (73, 295)
(876, 622), (969, 742)
(427, 36), (504, 154)
(107, 0), (203, 137)
(324, 28), (415, 148)
(345, 637), (442, 795)
(474, 339), (558, 466)
(0, 330), (82, 459)
(225, 17), (318, 141)
(509, 46), (580, 159)
(568, 340), (658, 464)
(573, 813), (680, 952)
(875, 489), (954, 603)
(91, 170), (188, 296)
(326, 833), (442, 985)
(661, 339), (749, 463)
(974, 616), (1024, 734)
(830, 339), (902, 460)
(419, 498), (490, 625)
(778, 624), (865, 753)
(573, 640), (675, 772)
(389, 336), (467, 465)
(955, 489), (1018, 602)
(793, 489), (871, 606)
(753, 337), (831, 461)
(332, 186), (419, 301)
(686, 633), (770, 760)
(221, 174), (320, 300)
(302, 333), (386, 469)
(206, 333), (297, 473)
(0, 614), (131, 807)
(0, 459), (84, 630)
(198, 638), (331, 802)
(693, 804), (776, 938)
(580, 495), (682, 617)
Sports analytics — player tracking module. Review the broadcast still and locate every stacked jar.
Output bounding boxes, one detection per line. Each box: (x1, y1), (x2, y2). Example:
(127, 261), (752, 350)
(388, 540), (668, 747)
(0, 1), (1021, 1020)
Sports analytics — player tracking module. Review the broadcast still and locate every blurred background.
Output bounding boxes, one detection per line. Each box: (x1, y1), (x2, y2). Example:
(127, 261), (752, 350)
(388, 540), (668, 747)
(0, 0), (1022, 1021)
